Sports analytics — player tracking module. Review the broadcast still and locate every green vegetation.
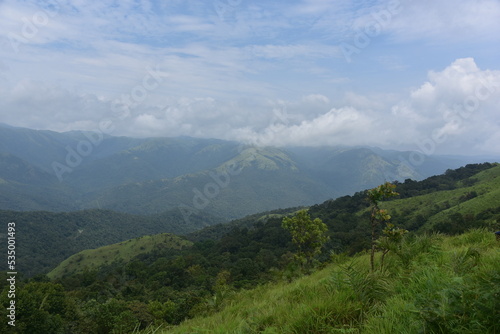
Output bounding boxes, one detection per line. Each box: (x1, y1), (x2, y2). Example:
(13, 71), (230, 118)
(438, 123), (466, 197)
(308, 162), (500, 258)
(1, 163), (499, 333)
(381, 163), (500, 235)
(282, 209), (329, 270)
(366, 182), (400, 271)
(48, 234), (192, 279)
(0, 208), (221, 276)
(162, 229), (499, 333)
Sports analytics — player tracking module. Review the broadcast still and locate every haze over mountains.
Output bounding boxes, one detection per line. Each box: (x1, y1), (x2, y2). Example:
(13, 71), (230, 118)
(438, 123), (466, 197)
(0, 124), (496, 220)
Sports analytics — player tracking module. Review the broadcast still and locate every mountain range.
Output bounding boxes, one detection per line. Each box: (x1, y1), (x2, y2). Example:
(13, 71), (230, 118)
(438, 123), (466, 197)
(0, 123), (497, 220)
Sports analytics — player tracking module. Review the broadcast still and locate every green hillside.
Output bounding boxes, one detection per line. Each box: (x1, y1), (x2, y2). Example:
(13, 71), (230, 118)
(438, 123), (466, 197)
(380, 163), (500, 233)
(0, 208), (222, 276)
(48, 233), (192, 279)
(163, 229), (499, 333)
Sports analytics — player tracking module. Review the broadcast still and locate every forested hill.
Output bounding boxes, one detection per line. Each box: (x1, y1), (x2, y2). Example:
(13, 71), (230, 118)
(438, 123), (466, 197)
(3, 163), (497, 333)
(0, 208), (222, 276)
(188, 162), (500, 245)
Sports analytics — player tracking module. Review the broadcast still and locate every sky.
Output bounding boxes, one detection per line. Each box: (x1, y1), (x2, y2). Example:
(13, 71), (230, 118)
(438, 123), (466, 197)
(0, 0), (499, 155)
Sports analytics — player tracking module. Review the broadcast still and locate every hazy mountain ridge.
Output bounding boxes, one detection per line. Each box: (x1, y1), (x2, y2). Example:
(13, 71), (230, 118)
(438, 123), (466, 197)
(0, 152), (54, 185)
(0, 125), (496, 219)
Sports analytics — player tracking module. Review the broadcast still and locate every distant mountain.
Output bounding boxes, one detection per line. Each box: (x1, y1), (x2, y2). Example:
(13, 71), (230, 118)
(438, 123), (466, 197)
(0, 152), (79, 211)
(0, 152), (53, 185)
(0, 124), (497, 219)
(66, 137), (239, 191)
(84, 146), (331, 218)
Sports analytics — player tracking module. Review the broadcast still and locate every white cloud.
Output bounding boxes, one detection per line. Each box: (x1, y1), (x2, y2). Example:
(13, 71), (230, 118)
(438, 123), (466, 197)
(389, 58), (500, 153)
(302, 94), (330, 104)
(229, 58), (500, 153)
(0, 1), (499, 156)
(241, 106), (374, 147)
(0, 81), (107, 132)
(1, 58), (499, 155)
(342, 92), (388, 110)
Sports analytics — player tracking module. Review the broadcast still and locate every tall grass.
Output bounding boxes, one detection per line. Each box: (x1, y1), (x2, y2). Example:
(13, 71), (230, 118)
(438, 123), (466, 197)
(157, 229), (499, 334)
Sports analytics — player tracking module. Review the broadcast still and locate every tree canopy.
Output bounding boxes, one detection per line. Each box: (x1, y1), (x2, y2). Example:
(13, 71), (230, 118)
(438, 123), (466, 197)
(282, 209), (329, 269)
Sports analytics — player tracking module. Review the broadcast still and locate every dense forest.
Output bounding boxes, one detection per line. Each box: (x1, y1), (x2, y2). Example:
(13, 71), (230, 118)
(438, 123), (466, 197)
(0, 208), (223, 276)
(1, 163), (499, 333)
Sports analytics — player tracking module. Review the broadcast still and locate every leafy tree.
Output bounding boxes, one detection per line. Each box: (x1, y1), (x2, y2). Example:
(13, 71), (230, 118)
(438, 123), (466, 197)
(0, 282), (73, 334)
(79, 298), (139, 333)
(367, 182), (399, 271)
(148, 300), (177, 325)
(281, 209), (329, 270)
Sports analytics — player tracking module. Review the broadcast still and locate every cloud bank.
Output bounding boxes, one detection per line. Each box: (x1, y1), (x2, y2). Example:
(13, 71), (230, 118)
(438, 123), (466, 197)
(0, 58), (499, 154)
(1, 1), (499, 155)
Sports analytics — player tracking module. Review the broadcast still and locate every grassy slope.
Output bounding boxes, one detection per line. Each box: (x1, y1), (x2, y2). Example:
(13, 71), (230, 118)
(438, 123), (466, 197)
(379, 164), (500, 230)
(48, 233), (192, 279)
(162, 229), (499, 333)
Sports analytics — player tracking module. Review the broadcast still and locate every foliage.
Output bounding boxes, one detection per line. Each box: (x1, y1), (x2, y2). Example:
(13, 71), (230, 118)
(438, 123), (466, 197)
(0, 281), (74, 334)
(307, 162), (499, 257)
(281, 209), (329, 270)
(48, 233), (192, 279)
(4, 163), (500, 333)
(164, 229), (499, 333)
(367, 182), (399, 271)
(0, 209), (221, 277)
(376, 223), (408, 269)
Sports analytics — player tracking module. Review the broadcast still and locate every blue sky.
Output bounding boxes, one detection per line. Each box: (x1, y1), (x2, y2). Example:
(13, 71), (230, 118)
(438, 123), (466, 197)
(0, 0), (500, 155)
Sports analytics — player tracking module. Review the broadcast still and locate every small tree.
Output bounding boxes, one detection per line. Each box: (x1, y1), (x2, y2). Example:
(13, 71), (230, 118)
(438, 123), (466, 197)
(281, 209), (329, 271)
(367, 182), (399, 271)
(376, 223), (408, 269)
